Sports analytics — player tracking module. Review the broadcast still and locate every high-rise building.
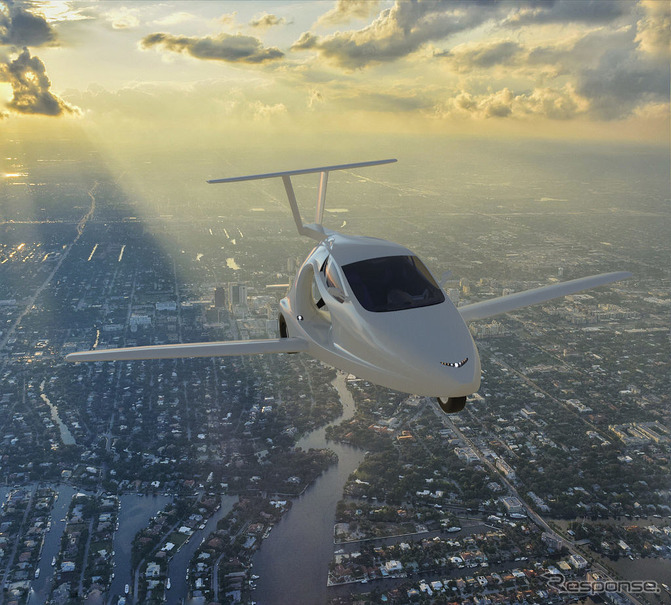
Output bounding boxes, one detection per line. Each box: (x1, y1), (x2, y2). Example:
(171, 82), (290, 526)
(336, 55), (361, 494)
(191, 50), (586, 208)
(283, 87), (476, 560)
(228, 283), (248, 310)
(214, 287), (226, 308)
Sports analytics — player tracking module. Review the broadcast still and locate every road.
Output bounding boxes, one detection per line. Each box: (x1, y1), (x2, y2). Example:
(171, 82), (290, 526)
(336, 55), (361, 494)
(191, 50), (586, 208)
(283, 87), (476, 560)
(431, 402), (646, 605)
(0, 182), (97, 376)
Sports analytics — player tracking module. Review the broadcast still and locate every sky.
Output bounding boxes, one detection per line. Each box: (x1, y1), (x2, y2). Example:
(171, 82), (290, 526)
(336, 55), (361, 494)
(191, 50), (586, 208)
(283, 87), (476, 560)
(0, 0), (669, 153)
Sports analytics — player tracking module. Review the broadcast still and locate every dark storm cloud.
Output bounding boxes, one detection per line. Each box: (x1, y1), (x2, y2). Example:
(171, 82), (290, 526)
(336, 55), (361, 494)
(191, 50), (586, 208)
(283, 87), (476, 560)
(0, 47), (78, 116)
(140, 31), (284, 64)
(0, 1), (56, 47)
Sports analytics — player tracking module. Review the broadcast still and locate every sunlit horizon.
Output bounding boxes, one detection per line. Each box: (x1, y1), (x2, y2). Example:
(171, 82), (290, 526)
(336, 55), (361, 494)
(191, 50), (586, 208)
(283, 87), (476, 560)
(1, 1), (669, 150)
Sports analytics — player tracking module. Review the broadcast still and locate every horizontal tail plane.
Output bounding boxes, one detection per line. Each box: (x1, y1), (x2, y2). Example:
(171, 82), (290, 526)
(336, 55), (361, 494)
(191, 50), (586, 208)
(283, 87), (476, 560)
(209, 159), (397, 241)
(207, 159), (397, 184)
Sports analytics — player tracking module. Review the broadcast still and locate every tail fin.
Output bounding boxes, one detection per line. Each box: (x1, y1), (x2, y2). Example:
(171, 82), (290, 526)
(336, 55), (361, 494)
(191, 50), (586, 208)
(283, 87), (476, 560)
(208, 159), (397, 241)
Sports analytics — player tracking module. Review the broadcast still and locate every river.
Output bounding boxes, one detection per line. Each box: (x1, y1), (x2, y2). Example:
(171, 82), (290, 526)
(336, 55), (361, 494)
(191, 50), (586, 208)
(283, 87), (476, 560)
(20, 485), (236, 605)
(108, 493), (173, 603)
(252, 372), (366, 605)
(17, 487), (169, 605)
(39, 381), (76, 446)
(609, 557), (671, 603)
(28, 484), (77, 604)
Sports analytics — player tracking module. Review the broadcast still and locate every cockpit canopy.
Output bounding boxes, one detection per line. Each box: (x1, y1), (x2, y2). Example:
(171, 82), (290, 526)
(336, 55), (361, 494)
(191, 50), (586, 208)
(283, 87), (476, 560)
(342, 255), (445, 312)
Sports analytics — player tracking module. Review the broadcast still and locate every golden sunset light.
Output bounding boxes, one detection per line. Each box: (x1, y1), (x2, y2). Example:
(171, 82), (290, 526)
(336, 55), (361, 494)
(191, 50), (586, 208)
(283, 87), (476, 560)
(0, 0), (668, 146)
(0, 4), (670, 604)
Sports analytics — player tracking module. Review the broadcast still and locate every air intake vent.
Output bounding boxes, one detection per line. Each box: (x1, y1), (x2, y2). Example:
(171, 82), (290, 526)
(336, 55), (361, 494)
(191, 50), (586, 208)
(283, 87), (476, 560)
(441, 358), (468, 368)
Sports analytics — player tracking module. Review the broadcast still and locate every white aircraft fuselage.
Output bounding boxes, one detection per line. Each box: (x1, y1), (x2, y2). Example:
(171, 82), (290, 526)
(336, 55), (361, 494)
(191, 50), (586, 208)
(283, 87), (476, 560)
(279, 233), (481, 399)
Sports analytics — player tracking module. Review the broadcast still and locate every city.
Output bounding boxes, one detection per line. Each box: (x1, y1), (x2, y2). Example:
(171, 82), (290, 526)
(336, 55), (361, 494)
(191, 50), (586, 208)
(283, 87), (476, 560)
(1, 0), (669, 602)
(0, 134), (668, 605)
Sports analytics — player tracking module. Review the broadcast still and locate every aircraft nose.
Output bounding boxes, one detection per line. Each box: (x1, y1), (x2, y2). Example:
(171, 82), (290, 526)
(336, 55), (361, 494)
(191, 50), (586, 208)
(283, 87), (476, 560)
(353, 300), (481, 398)
(401, 336), (480, 398)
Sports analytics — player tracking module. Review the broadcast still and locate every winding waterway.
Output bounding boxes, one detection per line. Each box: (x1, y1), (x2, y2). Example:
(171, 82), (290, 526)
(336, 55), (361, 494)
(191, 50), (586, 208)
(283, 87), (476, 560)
(108, 493), (172, 603)
(39, 381), (76, 446)
(252, 372), (365, 605)
(17, 486), (235, 605)
(28, 484), (77, 604)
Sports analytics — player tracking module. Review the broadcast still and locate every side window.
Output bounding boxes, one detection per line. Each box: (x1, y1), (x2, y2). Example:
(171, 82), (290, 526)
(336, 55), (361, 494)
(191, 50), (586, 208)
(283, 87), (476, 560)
(311, 273), (325, 309)
(324, 257), (345, 293)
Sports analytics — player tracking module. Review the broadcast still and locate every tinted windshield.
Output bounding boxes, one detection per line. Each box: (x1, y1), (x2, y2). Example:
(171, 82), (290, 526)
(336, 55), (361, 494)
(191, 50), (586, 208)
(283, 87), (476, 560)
(342, 255), (445, 312)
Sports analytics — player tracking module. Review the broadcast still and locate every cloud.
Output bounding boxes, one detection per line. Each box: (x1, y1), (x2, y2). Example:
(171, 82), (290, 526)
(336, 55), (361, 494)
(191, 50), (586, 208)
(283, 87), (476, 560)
(315, 0), (381, 27)
(0, 2), (57, 46)
(439, 85), (588, 121)
(480, 88), (513, 118)
(576, 48), (670, 120)
(140, 31), (284, 64)
(249, 100), (286, 120)
(503, 0), (630, 27)
(292, 31), (318, 51)
(438, 65), (667, 123)
(249, 13), (288, 29)
(292, 1), (499, 69)
(104, 6), (140, 30)
(518, 85), (588, 120)
(307, 88), (323, 109)
(293, 1), (641, 70)
(219, 12), (237, 27)
(635, 0), (670, 59)
(435, 30), (628, 75)
(434, 24), (669, 122)
(0, 47), (79, 116)
(435, 40), (524, 72)
(286, 2), (667, 128)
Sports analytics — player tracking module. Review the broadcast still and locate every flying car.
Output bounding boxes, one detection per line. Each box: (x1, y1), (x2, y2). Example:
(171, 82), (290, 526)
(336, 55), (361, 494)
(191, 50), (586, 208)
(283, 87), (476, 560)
(67, 159), (631, 413)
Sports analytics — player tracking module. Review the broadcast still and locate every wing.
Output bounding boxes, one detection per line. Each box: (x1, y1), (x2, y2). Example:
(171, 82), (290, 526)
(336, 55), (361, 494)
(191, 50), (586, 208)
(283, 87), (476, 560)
(66, 338), (309, 362)
(458, 271), (632, 323)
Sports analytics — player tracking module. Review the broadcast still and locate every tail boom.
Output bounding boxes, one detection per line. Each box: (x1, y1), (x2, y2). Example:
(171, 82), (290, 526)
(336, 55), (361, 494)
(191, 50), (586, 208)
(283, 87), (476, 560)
(208, 159), (397, 241)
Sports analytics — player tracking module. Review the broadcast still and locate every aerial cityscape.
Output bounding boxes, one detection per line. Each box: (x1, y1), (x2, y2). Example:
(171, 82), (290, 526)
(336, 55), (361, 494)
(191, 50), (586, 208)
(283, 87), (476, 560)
(1, 1), (669, 605)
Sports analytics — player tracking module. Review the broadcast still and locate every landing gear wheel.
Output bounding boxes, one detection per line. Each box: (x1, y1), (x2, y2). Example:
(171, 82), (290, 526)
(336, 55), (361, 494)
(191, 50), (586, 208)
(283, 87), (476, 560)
(436, 396), (467, 414)
(278, 314), (299, 355)
(279, 314), (289, 338)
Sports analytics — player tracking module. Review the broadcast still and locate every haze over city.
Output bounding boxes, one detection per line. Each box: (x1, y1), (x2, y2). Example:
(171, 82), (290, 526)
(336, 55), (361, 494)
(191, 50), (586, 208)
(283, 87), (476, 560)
(0, 1), (669, 605)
